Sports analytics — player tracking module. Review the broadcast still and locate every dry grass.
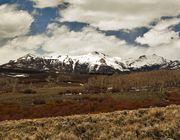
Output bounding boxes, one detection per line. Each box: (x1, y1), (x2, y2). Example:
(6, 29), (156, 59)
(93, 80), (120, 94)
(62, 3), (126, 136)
(0, 105), (179, 140)
(85, 70), (180, 93)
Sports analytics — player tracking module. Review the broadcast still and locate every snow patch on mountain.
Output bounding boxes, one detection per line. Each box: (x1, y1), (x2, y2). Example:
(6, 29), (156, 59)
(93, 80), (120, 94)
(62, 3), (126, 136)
(71, 52), (126, 71)
(1, 52), (180, 74)
(125, 54), (168, 69)
(17, 54), (38, 61)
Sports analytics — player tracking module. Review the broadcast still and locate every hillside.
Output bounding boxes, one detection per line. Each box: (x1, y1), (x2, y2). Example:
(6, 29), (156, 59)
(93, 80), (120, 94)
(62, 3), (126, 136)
(0, 105), (179, 140)
(1, 52), (180, 76)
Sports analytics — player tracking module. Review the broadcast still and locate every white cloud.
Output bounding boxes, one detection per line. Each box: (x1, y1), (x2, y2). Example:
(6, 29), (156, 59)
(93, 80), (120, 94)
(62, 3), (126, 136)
(154, 18), (180, 30)
(60, 0), (180, 30)
(8, 35), (47, 50)
(136, 29), (178, 47)
(0, 34), (47, 64)
(42, 22), (180, 61)
(43, 23), (147, 57)
(0, 21), (180, 64)
(43, 23), (132, 57)
(0, 4), (33, 38)
(135, 18), (180, 60)
(0, 45), (29, 64)
(0, 19), (180, 65)
(136, 18), (180, 46)
(31, 0), (64, 8)
(0, 24), (136, 64)
(1, 1), (180, 65)
(2, 23), (146, 61)
(144, 39), (180, 60)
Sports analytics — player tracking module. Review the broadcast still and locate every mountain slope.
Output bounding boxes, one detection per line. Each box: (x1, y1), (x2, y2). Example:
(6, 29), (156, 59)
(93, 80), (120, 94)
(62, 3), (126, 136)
(125, 54), (168, 71)
(1, 52), (180, 75)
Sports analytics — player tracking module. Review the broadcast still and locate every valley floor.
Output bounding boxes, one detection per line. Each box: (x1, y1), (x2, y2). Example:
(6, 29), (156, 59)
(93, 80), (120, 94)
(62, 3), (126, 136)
(0, 70), (180, 139)
(0, 70), (180, 121)
(0, 105), (179, 140)
(0, 86), (179, 121)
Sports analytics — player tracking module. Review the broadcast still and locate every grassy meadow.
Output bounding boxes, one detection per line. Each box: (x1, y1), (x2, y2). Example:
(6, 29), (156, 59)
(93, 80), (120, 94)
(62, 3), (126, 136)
(0, 70), (179, 121)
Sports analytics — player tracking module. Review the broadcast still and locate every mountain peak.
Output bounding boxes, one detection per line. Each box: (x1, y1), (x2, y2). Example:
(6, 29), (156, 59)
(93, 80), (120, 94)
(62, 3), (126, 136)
(89, 51), (108, 57)
(139, 54), (160, 59)
(139, 55), (147, 59)
(19, 53), (37, 60)
(91, 51), (100, 55)
(1, 52), (180, 75)
(127, 54), (167, 69)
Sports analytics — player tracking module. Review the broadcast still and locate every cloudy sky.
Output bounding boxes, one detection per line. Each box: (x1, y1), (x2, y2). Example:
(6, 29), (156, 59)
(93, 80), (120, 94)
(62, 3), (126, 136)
(0, 0), (180, 64)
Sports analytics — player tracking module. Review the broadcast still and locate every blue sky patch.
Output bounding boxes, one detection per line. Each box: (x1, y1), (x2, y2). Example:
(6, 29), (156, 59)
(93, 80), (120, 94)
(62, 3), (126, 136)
(104, 27), (150, 45)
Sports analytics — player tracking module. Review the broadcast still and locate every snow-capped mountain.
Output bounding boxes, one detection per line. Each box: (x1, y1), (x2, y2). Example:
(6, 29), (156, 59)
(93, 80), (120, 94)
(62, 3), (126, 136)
(125, 54), (169, 70)
(0, 52), (180, 75)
